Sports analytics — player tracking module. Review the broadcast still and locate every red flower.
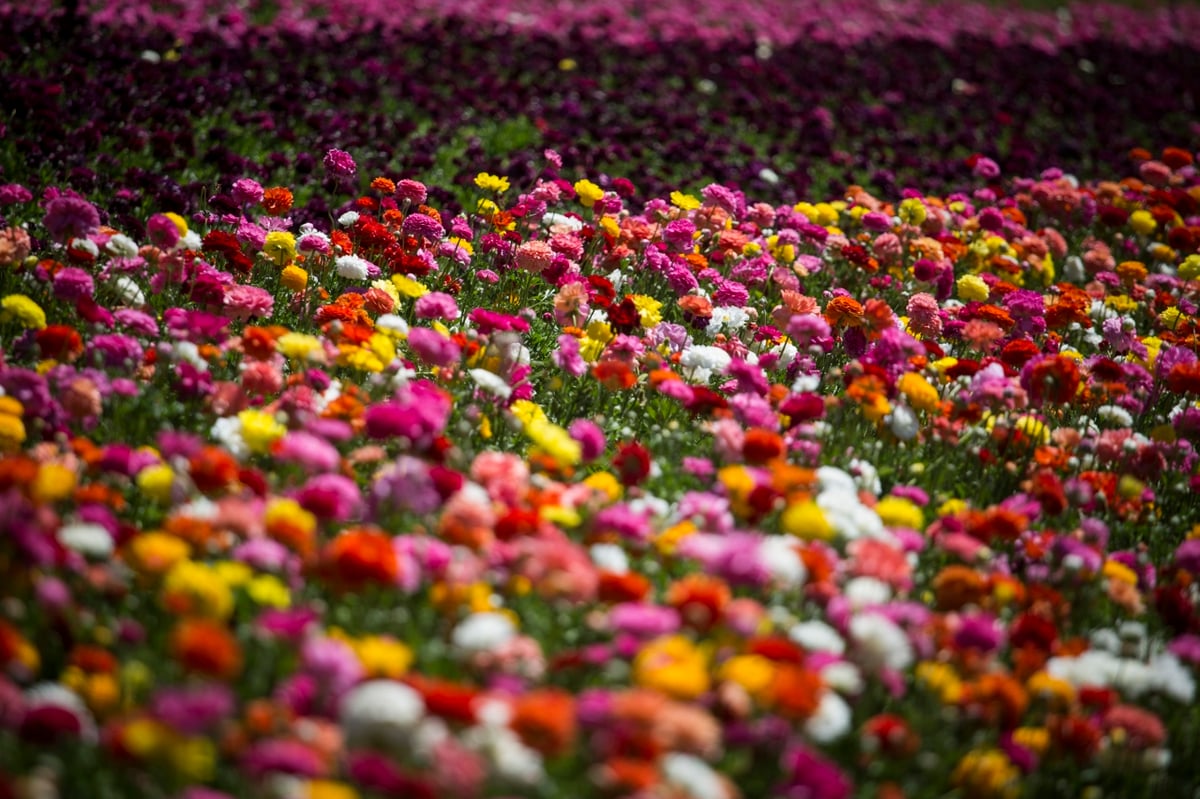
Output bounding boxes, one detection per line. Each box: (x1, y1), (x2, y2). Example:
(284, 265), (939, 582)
(321, 528), (400, 590)
(612, 441), (651, 487)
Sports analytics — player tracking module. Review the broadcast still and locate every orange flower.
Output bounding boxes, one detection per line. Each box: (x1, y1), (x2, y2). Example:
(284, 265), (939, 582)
(171, 619), (242, 680)
(598, 570), (651, 603)
(960, 673), (1028, 729)
(261, 187), (294, 216)
(667, 574), (731, 631)
(768, 663), (823, 720)
(932, 565), (988, 611)
(321, 528), (400, 589)
(511, 689), (577, 757)
(824, 296), (864, 327)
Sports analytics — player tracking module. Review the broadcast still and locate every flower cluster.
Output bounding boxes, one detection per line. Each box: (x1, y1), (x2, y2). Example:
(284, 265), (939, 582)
(1, 139), (1199, 798)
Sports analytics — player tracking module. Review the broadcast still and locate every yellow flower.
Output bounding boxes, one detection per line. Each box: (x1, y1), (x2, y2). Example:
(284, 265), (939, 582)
(670, 191), (701, 211)
(125, 531), (191, 578)
(583, 471), (623, 501)
(599, 215), (620, 238)
(474, 173), (510, 194)
(445, 236), (474, 256)
(1102, 559), (1139, 586)
(898, 198), (927, 226)
(780, 500), (834, 541)
(937, 498), (968, 517)
(161, 560), (234, 620)
(246, 574), (291, 608)
(1179, 254), (1200, 282)
(31, 463), (76, 503)
(956, 274), (989, 302)
(1026, 671), (1076, 708)
(276, 332), (325, 362)
(1128, 209), (1157, 236)
(1, 294), (47, 330)
(163, 212), (189, 237)
(265, 497), (317, 539)
(633, 635), (711, 700)
(1159, 306), (1187, 329)
(1011, 414), (1051, 445)
(916, 661), (963, 704)
(952, 748), (1020, 799)
(718, 654), (776, 701)
(897, 372), (940, 413)
(238, 409), (286, 454)
(281, 265), (309, 291)
(574, 180), (604, 208)
(122, 717), (167, 759)
(875, 496), (924, 530)
(136, 464), (176, 504)
(355, 635), (414, 679)
(629, 294), (663, 327)
(391, 274), (428, 298)
(213, 560), (253, 587)
(558, 58), (577, 71)
(1104, 294), (1137, 313)
(525, 418), (582, 467)
(263, 231), (297, 266)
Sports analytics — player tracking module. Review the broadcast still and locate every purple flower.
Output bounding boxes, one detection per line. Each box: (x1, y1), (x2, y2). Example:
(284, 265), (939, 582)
(150, 684), (235, 735)
(323, 148), (358, 180)
(241, 738), (325, 779)
(88, 334), (144, 371)
(52, 267), (95, 302)
(43, 196), (100, 243)
(371, 455), (442, 516)
(0, 184), (33, 205)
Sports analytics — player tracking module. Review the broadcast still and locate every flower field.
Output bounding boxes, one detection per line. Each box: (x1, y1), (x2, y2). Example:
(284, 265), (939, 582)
(2, 1), (1200, 797)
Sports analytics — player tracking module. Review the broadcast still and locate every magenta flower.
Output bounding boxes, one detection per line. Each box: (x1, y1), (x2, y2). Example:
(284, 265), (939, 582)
(413, 291), (460, 321)
(406, 326), (461, 367)
(323, 148), (357, 180)
(42, 195), (100, 243)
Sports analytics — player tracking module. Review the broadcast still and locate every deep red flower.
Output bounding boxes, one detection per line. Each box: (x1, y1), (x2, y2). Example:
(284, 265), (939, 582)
(612, 441), (651, 486)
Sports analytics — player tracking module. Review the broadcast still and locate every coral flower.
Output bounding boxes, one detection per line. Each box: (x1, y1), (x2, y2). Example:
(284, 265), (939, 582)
(171, 619), (243, 680)
(321, 528), (400, 589)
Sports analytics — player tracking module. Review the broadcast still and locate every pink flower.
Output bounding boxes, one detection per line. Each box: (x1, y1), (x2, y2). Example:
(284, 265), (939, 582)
(469, 452), (530, 505)
(516, 239), (555, 272)
(42, 196), (100, 243)
(274, 430), (340, 473)
(552, 334), (586, 377)
(224, 284), (275, 321)
(406, 326), (461, 367)
(414, 291), (460, 321)
(394, 179), (427, 205)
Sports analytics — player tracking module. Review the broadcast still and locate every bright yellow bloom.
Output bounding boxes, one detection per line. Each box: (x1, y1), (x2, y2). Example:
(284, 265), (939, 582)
(0, 409), (24, 453)
(1159, 306), (1187, 329)
(305, 781), (360, 799)
(583, 471), (623, 501)
(718, 654), (776, 701)
(391, 274), (428, 298)
(474, 173), (510, 194)
(161, 560), (234, 620)
(916, 660), (963, 704)
(136, 464), (176, 504)
(898, 372), (940, 413)
(574, 180), (604, 208)
(31, 463), (76, 503)
(1180, 254), (1200, 282)
(263, 231), (297, 266)
(634, 635), (711, 700)
(525, 418), (581, 467)
(875, 496), (924, 530)
(956, 274), (989, 302)
(937, 498), (968, 517)
(898, 198), (927, 226)
(1026, 671), (1076, 708)
(1102, 559), (1139, 586)
(355, 635), (414, 679)
(122, 718), (167, 758)
(445, 236), (474, 256)
(1, 294), (47, 329)
(238, 409), (286, 454)
(265, 497), (317, 539)
(670, 191), (701, 210)
(281, 265), (309, 291)
(276, 332), (325, 362)
(599, 215), (620, 238)
(163, 212), (189, 237)
(1128, 209), (1157, 235)
(246, 574), (291, 608)
(629, 294), (663, 328)
(213, 560), (253, 587)
(780, 500), (834, 540)
(656, 520), (697, 555)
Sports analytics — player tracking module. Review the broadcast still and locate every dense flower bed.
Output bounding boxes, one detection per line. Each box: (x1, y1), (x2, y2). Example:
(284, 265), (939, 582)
(2, 137), (1200, 798)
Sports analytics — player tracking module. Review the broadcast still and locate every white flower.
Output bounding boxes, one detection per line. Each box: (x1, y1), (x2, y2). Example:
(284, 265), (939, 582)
(886, 404), (919, 441)
(172, 340), (209, 370)
(805, 691), (852, 743)
(1096, 404), (1134, 428)
(462, 723), (544, 785)
(376, 313), (410, 337)
(680, 345), (732, 383)
(843, 577), (892, 608)
(543, 212), (583, 231)
(335, 255), (371, 280)
(849, 612), (913, 672)
(819, 661), (863, 694)
(113, 275), (146, 306)
(789, 620), (846, 655)
(590, 543), (629, 573)
(105, 233), (140, 258)
(661, 753), (726, 799)
(452, 612), (517, 655)
(338, 211), (361, 227)
(180, 230), (202, 251)
(708, 306), (750, 335)
(340, 680), (426, 753)
(58, 522), (114, 559)
(210, 416), (249, 460)
(70, 237), (99, 257)
(468, 368), (513, 400)
(760, 535), (807, 587)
